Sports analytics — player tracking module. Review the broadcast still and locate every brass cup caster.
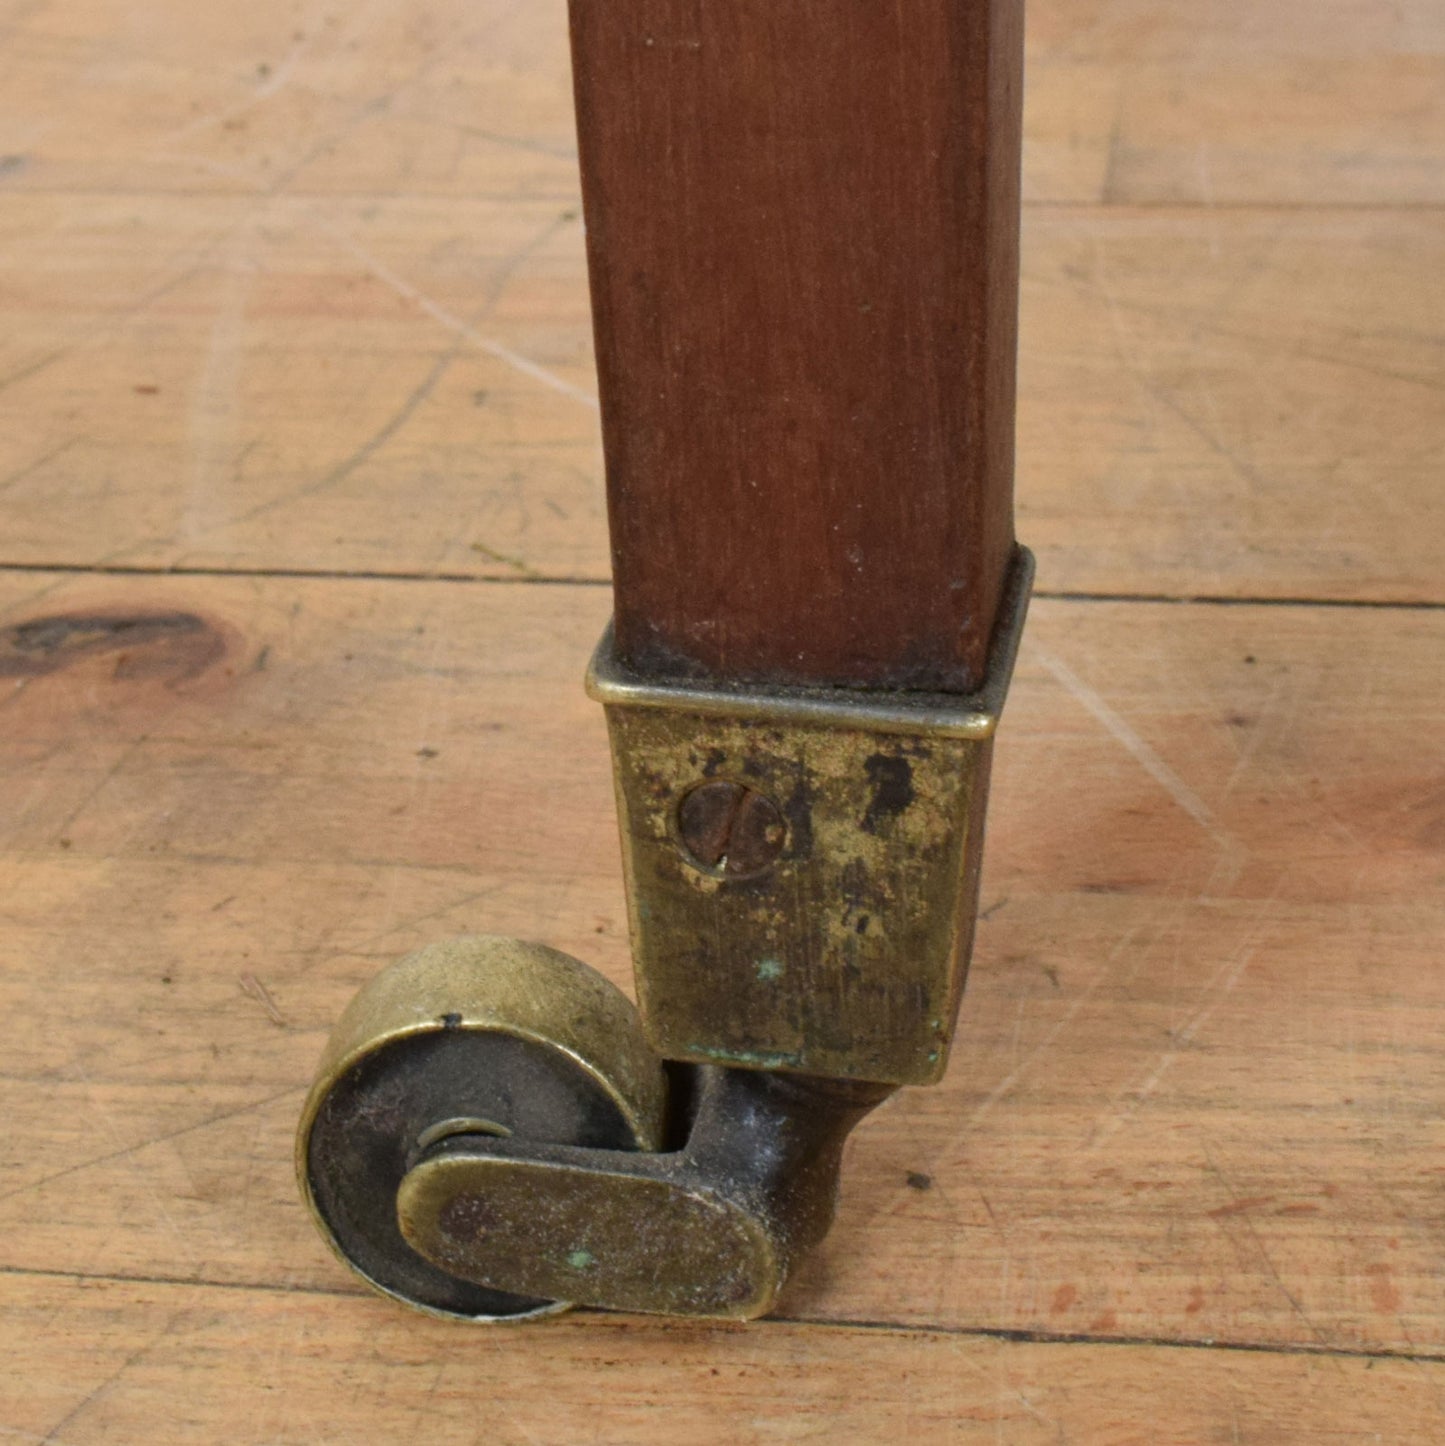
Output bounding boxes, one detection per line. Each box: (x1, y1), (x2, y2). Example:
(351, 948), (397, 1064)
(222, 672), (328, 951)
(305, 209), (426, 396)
(297, 935), (892, 1321)
(297, 552), (1031, 1323)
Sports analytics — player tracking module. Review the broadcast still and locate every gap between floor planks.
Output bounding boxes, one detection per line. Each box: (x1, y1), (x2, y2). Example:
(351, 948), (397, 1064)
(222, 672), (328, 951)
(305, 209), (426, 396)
(7, 1262), (1445, 1372)
(0, 562), (1437, 615)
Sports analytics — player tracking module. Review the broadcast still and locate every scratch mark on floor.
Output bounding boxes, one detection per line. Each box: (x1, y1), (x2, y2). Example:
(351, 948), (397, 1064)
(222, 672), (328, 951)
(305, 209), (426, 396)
(1034, 646), (1231, 850)
(46, 736), (150, 843)
(160, 33), (312, 145)
(0, 243), (228, 400)
(469, 540), (540, 577)
(182, 222), (257, 542)
(1077, 943), (1258, 1155)
(0, 437), (81, 497)
(1202, 1143), (1328, 1344)
(335, 232), (600, 411)
(964, 911), (1171, 1127)
(0, 1084), (305, 1206)
(39, 1308), (186, 1442)
(207, 330), (465, 533)
(460, 125), (578, 162)
(1143, 381), (1272, 497)
(238, 972), (287, 1027)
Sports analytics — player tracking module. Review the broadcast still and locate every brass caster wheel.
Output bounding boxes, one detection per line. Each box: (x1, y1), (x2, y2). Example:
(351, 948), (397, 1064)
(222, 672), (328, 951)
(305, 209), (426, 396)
(296, 936), (668, 1321)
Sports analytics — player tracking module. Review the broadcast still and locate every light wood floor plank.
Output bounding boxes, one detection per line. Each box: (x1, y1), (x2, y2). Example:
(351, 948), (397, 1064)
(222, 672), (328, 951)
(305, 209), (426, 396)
(1, 0), (1440, 206)
(1, 199), (1441, 599)
(6, 1273), (1445, 1445)
(0, 573), (1439, 1358)
(2, 0), (1439, 1435)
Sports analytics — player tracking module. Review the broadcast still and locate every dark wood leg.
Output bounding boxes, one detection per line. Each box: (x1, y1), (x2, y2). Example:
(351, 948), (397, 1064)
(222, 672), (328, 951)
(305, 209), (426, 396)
(570, 0), (1025, 691)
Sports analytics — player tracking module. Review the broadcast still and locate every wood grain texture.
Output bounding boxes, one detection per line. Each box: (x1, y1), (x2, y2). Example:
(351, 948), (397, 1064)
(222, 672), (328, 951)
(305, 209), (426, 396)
(6, 1275), (1445, 1446)
(0, 2), (1441, 604)
(1, 0), (1442, 1438)
(0, 573), (1440, 1360)
(2, 200), (1441, 602)
(1024, 0), (1445, 206)
(0, 0), (1438, 207)
(571, 0), (1020, 690)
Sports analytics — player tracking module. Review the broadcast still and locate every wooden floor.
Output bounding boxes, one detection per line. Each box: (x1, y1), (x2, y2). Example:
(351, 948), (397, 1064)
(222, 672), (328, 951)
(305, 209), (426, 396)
(1, 1), (1442, 1440)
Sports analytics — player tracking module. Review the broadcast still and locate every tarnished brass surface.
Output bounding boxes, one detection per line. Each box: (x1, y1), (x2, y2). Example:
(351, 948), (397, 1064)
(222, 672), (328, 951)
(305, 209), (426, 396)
(398, 1066), (893, 1320)
(299, 936), (667, 1153)
(296, 936), (667, 1320)
(399, 1147), (780, 1318)
(588, 547), (1034, 1086)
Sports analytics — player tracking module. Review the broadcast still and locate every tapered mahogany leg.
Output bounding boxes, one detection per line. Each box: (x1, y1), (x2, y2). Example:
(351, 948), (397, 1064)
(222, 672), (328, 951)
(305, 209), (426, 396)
(569, 0), (1026, 692)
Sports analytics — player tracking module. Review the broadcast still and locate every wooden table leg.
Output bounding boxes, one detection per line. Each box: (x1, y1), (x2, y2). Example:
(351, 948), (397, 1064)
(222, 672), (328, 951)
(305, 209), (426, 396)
(570, 0), (1026, 691)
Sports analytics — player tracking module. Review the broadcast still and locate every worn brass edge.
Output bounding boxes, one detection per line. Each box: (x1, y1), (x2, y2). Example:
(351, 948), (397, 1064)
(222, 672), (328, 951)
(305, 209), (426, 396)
(586, 545), (1034, 737)
(396, 1152), (780, 1321)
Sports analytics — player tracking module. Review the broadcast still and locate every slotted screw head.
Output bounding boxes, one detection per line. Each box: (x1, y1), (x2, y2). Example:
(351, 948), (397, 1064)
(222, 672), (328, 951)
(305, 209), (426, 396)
(676, 780), (787, 879)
